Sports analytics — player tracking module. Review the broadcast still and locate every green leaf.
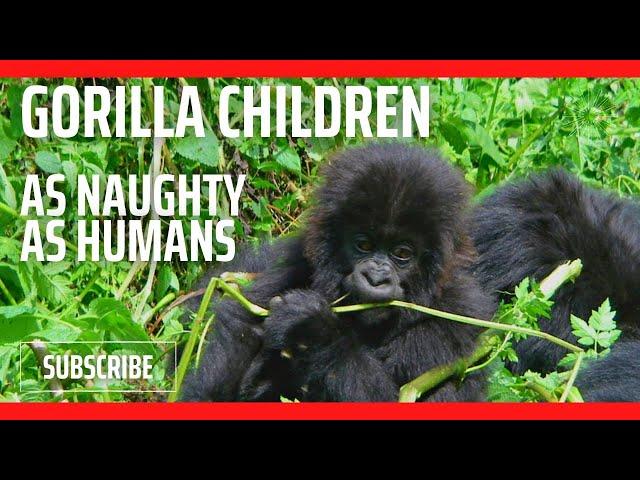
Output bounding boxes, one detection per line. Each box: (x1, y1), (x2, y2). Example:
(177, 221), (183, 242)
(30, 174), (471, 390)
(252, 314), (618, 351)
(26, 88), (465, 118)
(625, 106), (640, 127)
(174, 131), (219, 166)
(566, 387), (584, 403)
(0, 263), (26, 301)
(0, 238), (22, 263)
(43, 261), (72, 276)
(0, 304), (35, 319)
(90, 298), (156, 355)
(33, 262), (71, 306)
(157, 315), (184, 341)
(558, 352), (578, 369)
(0, 119), (17, 161)
(90, 298), (132, 323)
(596, 331), (614, 347)
(26, 324), (80, 342)
(524, 370), (563, 393)
(570, 315), (593, 337)
(155, 264), (179, 302)
(505, 348), (519, 362)
(0, 164), (16, 209)
(62, 160), (78, 194)
(256, 161), (282, 172)
(0, 314), (39, 343)
(251, 178), (278, 190)
(472, 125), (505, 166)
(513, 78), (549, 114)
(35, 151), (62, 174)
(7, 85), (25, 139)
(598, 330), (622, 348)
(591, 299), (616, 331)
(0, 346), (13, 383)
(280, 396), (300, 403)
(274, 146), (302, 174)
(610, 330), (622, 344)
(513, 278), (530, 299)
(440, 119), (468, 154)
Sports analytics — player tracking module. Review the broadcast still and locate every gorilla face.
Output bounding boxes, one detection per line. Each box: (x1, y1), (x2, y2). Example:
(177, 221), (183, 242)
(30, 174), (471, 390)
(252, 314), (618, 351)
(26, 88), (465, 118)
(338, 222), (434, 328)
(342, 232), (421, 303)
(303, 143), (472, 327)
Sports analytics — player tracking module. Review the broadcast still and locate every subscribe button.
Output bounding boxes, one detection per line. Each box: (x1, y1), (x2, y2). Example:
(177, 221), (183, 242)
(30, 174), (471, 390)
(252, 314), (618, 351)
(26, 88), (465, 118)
(22, 340), (176, 393)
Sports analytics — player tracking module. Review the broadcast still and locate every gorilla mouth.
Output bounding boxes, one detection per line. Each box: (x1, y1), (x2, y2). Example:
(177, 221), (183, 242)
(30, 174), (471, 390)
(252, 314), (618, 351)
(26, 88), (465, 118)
(342, 272), (405, 303)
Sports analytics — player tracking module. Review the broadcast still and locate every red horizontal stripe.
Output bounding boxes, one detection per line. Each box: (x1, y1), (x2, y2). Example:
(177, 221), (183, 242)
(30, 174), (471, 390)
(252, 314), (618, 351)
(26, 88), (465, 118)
(1, 402), (640, 420)
(1, 60), (640, 78)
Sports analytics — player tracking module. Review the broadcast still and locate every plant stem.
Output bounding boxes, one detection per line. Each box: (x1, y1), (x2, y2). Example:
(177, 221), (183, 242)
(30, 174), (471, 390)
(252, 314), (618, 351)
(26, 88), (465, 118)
(539, 259), (582, 298)
(394, 260), (584, 401)
(168, 277), (218, 402)
(204, 271), (582, 355)
(526, 381), (557, 402)
(141, 292), (177, 325)
(465, 332), (512, 374)
(559, 351), (585, 403)
(116, 260), (145, 300)
(508, 105), (565, 168)
(485, 79), (503, 128)
(399, 335), (499, 402)
(28, 340), (64, 398)
(335, 299), (582, 353)
(197, 262), (583, 353)
(54, 268), (102, 315)
(65, 239), (78, 254)
(0, 276), (17, 305)
(216, 280), (269, 317)
(0, 201), (18, 218)
(133, 137), (164, 320)
(196, 314), (216, 368)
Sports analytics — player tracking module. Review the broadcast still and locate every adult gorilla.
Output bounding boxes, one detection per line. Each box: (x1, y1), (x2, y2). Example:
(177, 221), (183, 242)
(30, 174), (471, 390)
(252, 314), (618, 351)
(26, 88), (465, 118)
(471, 169), (640, 401)
(179, 143), (495, 402)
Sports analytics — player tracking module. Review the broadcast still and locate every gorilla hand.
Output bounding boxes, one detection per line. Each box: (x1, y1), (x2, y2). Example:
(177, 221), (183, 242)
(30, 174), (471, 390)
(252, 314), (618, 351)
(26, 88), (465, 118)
(263, 289), (340, 354)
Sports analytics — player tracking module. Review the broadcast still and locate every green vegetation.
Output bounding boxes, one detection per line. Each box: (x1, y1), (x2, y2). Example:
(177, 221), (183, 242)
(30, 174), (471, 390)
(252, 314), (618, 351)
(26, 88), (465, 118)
(0, 77), (638, 402)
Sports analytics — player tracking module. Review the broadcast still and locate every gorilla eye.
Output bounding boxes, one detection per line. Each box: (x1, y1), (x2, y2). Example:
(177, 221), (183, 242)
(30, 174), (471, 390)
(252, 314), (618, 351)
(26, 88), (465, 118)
(391, 244), (414, 262)
(355, 236), (374, 253)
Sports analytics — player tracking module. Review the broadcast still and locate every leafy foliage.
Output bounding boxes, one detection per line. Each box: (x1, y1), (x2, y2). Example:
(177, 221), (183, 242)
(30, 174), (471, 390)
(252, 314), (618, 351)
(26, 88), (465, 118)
(488, 298), (621, 402)
(0, 77), (638, 401)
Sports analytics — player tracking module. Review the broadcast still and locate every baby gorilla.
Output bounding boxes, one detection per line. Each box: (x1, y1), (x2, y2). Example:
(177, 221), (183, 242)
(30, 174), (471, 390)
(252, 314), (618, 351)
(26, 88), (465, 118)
(180, 143), (495, 401)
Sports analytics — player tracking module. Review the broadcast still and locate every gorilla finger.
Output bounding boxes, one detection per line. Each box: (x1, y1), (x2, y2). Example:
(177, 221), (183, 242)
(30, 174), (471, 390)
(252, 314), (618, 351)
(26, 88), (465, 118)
(269, 295), (284, 309)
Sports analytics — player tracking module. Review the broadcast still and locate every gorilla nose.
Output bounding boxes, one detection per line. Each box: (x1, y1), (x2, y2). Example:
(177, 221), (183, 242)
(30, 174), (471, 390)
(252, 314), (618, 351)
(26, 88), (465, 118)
(347, 261), (403, 303)
(363, 268), (391, 287)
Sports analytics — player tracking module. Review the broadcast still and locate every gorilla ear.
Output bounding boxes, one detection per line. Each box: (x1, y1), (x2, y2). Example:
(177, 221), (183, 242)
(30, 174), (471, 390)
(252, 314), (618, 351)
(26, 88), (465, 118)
(302, 204), (334, 264)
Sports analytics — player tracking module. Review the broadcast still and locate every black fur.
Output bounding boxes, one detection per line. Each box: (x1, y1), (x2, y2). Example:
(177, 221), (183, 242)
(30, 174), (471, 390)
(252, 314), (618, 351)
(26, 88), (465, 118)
(179, 143), (495, 402)
(471, 169), (640, 400)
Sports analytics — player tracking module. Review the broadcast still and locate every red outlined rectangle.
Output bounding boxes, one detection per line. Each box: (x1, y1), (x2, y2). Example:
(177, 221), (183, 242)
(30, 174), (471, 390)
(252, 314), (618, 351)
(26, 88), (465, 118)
(2, 59), (639, 420)
(0, 403), (639, 420)
(0, 59), (640, 78)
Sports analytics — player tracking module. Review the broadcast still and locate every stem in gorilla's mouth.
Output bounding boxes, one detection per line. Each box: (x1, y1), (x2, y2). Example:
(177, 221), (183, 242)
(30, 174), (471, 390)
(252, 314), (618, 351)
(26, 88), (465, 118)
(334, 259), (584, 353)
(209, 260), (584, 354)
(333, 299), (582, 353)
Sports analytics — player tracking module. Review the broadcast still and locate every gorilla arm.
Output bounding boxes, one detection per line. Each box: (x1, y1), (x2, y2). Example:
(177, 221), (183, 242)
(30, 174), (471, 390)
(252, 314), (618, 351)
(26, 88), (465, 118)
(263, 289), (399, 401)
(180, 238), (312, 401)
(262, 276), (490, 402)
